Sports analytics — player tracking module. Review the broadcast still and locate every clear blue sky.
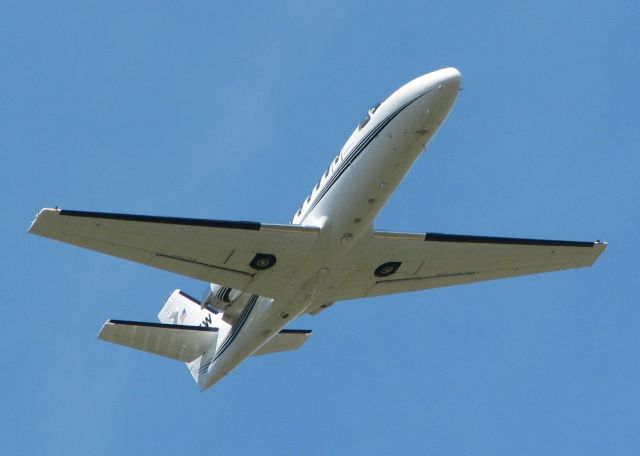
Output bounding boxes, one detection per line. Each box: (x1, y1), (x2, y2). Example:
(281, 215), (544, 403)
(3, 1), (639, 454)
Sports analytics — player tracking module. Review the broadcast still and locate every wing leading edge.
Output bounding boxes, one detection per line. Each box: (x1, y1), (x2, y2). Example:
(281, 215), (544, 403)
(328, 231), (607, 301)
(29, 209), (606, 303)
(29, 208), (320, 300)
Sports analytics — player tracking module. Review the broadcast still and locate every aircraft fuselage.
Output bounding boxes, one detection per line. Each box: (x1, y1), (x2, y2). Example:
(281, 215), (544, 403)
(200, 68), (462, 389)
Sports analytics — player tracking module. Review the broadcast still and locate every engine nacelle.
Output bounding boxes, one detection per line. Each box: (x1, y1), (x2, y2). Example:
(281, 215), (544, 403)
(200, 283), (242, 311)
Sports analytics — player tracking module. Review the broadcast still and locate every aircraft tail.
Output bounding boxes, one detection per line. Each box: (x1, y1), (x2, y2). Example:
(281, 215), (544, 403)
(98, 289), (312, 390)
(156, 289), (230, 385)
(97, 289), (229, 387)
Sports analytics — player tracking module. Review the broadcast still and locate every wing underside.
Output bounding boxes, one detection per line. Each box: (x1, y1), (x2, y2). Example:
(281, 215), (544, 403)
(29, 209), (606, 306)
(326, 231), (607, 302)
(29, 208), (319, 300)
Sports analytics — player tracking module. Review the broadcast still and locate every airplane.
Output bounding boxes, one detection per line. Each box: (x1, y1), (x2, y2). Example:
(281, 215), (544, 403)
(28, 67), (606, 391)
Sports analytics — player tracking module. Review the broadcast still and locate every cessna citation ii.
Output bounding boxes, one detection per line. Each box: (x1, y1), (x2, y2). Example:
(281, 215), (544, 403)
(29, 68), (606, 391)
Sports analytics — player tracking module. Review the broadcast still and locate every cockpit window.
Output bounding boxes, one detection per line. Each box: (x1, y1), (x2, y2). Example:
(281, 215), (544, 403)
(358, 102), (382, 130)
(358, 112), (370, 130)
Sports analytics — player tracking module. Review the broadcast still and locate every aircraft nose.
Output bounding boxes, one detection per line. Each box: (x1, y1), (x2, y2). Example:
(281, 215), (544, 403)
(408, 67), (462, 96)
(436, 67), (462, 89)
(425, 67), (461, 121)
(402, 67), (462, 112)
(429, 67), (462, 98)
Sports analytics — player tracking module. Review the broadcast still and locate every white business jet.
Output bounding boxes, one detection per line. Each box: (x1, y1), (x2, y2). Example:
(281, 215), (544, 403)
(29, 68), (606, 390)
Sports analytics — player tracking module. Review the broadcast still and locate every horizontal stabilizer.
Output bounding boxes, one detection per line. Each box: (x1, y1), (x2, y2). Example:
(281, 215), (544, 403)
(98, 319), (218, 363)
(253, 329), (311, 356)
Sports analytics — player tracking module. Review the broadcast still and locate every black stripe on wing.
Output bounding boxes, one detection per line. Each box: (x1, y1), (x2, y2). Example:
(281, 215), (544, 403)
(59, 210), (260, 231)
(424, 233), (596, 247)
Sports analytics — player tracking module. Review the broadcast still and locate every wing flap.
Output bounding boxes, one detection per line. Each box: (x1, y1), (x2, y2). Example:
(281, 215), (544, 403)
(98, 320), (218, 362)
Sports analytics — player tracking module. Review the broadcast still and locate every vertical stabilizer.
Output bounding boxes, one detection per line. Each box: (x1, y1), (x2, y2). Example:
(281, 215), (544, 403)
(158, 289), (230, 385)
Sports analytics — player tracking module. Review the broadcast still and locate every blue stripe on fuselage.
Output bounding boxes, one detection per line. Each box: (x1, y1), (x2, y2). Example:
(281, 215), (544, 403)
(298, 91), (429, 222)
(198, 294), (259, 374)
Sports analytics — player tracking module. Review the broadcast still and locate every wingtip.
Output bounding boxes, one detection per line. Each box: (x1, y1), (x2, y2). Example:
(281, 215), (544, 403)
(38, 207), (62, 215)
(594, 240), (608, 253)
(97, 320), (115, 341)
(28, 207), (61, 234)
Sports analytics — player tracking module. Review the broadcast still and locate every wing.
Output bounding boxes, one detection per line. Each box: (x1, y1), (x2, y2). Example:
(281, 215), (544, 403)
(327, 231), (607, 301)
(29, 208), (319, 300)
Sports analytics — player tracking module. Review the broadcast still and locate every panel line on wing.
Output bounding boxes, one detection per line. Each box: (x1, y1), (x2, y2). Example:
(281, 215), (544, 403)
(154, 253), (254, 277)
(375, 271), (475, 285)
(375, 261), (581, 285)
